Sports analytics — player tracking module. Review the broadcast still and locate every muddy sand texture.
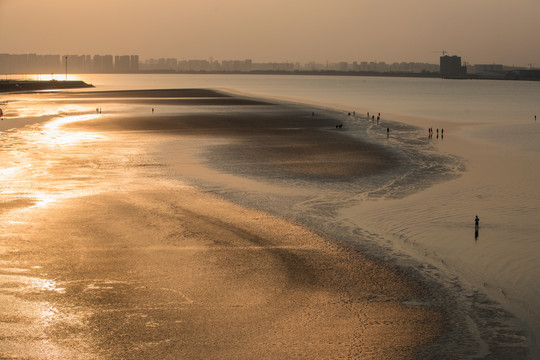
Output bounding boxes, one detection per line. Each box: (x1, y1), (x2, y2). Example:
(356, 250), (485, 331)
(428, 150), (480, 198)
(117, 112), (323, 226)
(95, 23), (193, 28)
(66, 89), (398, 181)
(13, 189), (443, 359)
(4, 89), (445, 359)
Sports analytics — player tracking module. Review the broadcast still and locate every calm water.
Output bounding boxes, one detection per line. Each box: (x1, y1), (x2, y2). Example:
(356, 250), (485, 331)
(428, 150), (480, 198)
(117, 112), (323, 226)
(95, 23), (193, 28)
(2, 74), (540, 357)
(75, 73), (540, 123)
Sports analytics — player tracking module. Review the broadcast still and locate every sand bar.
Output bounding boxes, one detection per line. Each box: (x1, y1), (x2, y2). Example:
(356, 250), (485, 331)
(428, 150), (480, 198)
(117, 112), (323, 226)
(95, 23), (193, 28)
(1, 89), (447, 359)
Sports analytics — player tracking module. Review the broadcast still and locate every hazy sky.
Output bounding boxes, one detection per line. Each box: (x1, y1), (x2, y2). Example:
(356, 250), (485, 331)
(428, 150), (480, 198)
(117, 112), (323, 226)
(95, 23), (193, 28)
(1, 0), (539, 66)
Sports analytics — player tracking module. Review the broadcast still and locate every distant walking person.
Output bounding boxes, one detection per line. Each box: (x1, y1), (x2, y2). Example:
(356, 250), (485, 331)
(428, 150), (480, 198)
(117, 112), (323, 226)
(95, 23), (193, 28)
(475, 215), (480, 229)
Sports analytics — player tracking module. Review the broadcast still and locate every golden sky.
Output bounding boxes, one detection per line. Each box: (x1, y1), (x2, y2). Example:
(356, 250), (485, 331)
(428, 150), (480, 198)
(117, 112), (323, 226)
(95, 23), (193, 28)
(1, 0), (539, 66)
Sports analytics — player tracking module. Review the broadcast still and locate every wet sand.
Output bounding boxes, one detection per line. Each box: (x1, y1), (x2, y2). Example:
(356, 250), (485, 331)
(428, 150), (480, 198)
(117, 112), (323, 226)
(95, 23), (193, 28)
(1, 89), (444, 359)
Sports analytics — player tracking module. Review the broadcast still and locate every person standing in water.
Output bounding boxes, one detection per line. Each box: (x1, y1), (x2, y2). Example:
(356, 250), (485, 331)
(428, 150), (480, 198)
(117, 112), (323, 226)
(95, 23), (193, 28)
(475, 215), (480, 229)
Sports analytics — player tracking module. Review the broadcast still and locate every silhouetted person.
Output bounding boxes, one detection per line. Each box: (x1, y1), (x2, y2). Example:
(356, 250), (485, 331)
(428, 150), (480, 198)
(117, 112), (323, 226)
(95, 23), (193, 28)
(474, 215), (480, 240)
(312, 112), (315, 117)
(387, 127), (389, 138)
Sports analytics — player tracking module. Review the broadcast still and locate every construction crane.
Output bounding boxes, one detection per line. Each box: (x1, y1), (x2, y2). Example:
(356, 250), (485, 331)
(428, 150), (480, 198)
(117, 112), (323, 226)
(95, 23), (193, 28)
(431, 50), (447, 56)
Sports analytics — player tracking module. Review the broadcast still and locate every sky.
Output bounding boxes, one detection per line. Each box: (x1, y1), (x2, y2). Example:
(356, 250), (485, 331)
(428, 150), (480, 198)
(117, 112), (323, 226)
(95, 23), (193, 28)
(1, 0), (540, 66)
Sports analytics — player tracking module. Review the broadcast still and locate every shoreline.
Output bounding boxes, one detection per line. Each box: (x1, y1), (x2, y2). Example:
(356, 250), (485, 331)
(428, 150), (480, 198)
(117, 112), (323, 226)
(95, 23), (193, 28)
(0, 88), (530, 358)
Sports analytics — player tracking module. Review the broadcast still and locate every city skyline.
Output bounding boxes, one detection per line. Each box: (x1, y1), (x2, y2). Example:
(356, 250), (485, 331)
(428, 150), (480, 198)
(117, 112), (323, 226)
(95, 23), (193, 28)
(1, 0), (539, 68)
(4, 51), (536, 77)
(4, 52), (539, 82)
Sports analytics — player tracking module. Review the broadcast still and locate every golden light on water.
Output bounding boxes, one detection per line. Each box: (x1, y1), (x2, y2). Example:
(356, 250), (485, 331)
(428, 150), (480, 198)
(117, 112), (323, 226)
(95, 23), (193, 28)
(43, 113), (101, 132)
(0, 113), (106, 211)
(30, 74), (81, 81)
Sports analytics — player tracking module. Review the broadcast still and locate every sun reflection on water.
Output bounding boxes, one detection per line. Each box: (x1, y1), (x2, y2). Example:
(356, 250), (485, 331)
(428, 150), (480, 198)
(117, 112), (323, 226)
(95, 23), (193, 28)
(43, 113), (101, 131)
(28, 74), (80, 82)
(41, 114), (104, 146)
(0, 111), (108, 211)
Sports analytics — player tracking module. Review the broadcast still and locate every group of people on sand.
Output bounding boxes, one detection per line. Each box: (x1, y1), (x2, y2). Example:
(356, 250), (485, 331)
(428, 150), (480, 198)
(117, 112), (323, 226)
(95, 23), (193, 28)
(332, 110), (392, 137)
(428, 127), (443, 139)
(366, 111), (382, 124)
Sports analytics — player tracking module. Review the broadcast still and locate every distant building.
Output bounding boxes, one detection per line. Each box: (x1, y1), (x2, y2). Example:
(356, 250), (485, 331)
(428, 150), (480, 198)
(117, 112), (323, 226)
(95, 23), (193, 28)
(177, 60), (211, 72)
(221, 60), (252, 72)
(64, 55), (93, 73)
(440, 55), (467, 77)
(469, 64), (505, 78)
(115, 55), (131, 73)
(130, 55), (139, 72)
(250, 62), (294, 72)
(93, 55), (114, 73)
(505, 69), (540, 81)
(0, 53), (62, 74)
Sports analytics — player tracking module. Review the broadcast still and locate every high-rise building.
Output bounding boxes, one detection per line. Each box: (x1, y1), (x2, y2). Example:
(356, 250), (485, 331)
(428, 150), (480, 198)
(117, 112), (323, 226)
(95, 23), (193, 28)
(115, 55), (131, 73)
(0, 54), (62, 74)
(130, 55), (139, 72)
(440, 55), (466, 77)
(93, 55), (114, 73)
(64, 55), (93, 73)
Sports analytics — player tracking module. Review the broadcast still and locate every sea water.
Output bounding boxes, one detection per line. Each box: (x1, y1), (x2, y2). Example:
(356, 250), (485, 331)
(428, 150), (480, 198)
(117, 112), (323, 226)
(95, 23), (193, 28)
(2, 74), (539, 357)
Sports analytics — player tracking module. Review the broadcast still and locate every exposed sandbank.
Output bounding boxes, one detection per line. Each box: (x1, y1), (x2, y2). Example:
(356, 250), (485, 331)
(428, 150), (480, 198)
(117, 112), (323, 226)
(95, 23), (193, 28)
(1, 88), (445, 359)
(65, 89), (398, 181)
(4, 185), (443, 359)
